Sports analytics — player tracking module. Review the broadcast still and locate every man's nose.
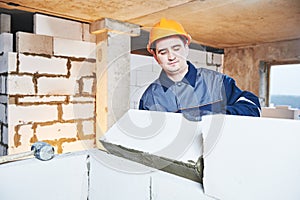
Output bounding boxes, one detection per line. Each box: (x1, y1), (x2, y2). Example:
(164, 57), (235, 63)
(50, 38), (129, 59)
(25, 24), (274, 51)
(168, 51), (175, 60)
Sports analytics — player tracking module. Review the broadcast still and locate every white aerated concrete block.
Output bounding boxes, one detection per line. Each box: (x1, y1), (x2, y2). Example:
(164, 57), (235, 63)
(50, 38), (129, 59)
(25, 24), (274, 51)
(102, 109), (202, 163)
(151, 170), (212, 200)
(34, 13), (82, 41)
(0, 52), (17, 73)
(62, 103), (94, 120)
(0, 94), (7, 104)
(35, 123), (78, 140)
(0, 153), (88, 200)
(0, 75), (6, 94)
(18, 96), (67, 103)
(69, 96), (95, 103)
(16, 32), (53, 55)
(0, 103), (6, 123)
(0, 33), (13, 52)
(19, 54), (68, 75)
(136, 70), (158, 87)
(82, 120), (95, 135)
(188, 49), (207, 65)
(11, 125), (34, 153)
(0, 14), (11, 33)
(7, 75), (35, 95)
(62, 139), (95, 153)
(89, 149), (210, 200)
(202, 115), (300, 200)
(212, 53), (223, 65)
(8, 104), (58, 126)
(89, 150), (151, 200)
(2, 125), (8, 145)
(38, 77), (77, 95)
(82, 78), (94, 94)
(70, 61), (96, 79)
(53, 38), (96, 59)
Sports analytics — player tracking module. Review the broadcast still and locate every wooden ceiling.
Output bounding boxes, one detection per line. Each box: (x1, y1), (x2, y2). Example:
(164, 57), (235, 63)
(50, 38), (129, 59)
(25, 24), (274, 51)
(1, 0), (299, 48)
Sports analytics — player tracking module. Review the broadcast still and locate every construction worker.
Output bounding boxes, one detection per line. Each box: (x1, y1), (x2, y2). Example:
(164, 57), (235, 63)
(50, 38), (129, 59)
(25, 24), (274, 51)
(139, 18), (261, 121)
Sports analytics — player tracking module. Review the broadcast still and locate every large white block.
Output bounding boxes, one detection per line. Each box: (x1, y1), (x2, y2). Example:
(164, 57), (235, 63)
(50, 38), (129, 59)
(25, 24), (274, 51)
(82, 120), (95, 135)
(151, 169), (212, 200)
(0, 94), (7, 104)
(62, 103), (94, 120)
(188, 49), (207, 65)
(0, 103), (6, 123)
(19, 54), (68, 75)
(130, 54), (153, 71)
(0, 75), (6, 94)
(1, 124), (8, 145)
(202, 115), (300, 200)
(62, 139), (95, 153)
(69, 96), (95, 103)
(0, 14), (11, 33)
(0, 33), (13, 52)
(10, 124), (34, 154)
(34, 13), (82, 41)
(18, 95), (67, 103)
(53, 37), (96, 59)
(212, 53), (223, 65)
(0, 153), (88, 200)
(101, 109), (202, 163)
(16, 32), (53, 55)
(82, 78), (94, 94)
(136, 70), (158, 87)
(0, 52), (17, 73)
(89, 149), (210, 200)
(8, 104), (58, 126)
(7, 75), (35, 95)
(35, 122), (78, 141)
(70, 60), (96, 79)
(38, 77), (77, 95)
(89, 149), (152, 200)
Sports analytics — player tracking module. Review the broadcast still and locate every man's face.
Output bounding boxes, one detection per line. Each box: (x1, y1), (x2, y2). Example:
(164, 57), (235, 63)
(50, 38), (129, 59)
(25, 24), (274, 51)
(154, 36), (189, 77)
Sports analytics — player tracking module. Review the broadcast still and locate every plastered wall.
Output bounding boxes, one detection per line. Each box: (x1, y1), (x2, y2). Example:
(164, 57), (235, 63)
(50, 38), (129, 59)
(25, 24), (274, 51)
(223, 39), (300, 102)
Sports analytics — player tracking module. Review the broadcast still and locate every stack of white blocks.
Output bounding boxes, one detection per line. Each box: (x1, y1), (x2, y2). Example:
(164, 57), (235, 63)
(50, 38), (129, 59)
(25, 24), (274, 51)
(0, 13), (97, 155)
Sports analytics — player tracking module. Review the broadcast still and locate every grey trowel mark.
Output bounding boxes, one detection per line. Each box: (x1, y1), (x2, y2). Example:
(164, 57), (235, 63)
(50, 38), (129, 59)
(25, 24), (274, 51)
(100, 140), (203, 183)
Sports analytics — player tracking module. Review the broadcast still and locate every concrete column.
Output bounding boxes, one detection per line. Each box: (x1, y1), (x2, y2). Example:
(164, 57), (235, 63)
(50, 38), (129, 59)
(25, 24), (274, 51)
(91, 18), (140, 148)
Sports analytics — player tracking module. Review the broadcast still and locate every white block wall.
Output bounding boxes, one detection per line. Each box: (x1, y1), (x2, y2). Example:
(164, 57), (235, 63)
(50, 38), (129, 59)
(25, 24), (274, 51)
(0, 13), (97, 155)
(130, 51), (223, 109)
(0, 149), (213, 200)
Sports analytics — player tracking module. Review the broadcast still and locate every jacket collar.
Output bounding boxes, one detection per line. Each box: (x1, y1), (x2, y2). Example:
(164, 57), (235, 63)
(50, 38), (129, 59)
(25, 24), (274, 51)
(159, 61), (197, 92)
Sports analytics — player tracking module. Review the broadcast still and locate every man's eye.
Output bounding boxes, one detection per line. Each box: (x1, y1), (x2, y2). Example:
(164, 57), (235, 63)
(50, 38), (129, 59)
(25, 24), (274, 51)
(159, 50), (167, 55)
(173, 46), (181, 51)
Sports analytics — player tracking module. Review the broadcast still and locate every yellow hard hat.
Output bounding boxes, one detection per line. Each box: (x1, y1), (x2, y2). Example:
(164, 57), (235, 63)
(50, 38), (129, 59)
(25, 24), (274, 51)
(147, 18), (192, 53)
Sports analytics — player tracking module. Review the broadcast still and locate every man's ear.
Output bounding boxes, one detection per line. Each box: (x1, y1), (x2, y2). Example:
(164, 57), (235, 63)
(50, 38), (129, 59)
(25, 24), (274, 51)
(184, 43), (189, 57)
(153, 52), (160, 63)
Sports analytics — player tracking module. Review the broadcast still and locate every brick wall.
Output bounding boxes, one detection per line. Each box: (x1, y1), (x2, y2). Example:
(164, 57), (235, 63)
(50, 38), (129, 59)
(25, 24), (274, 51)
(0, 13), (96, 155)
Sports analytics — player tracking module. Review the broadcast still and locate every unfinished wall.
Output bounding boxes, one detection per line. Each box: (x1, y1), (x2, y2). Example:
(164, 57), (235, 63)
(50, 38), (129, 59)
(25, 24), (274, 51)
(223, 39), (300, 104)
(0, 13), (97, 155)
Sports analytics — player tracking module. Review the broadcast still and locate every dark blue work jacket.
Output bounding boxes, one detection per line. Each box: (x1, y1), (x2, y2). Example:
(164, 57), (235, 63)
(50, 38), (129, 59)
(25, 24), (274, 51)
(139, 61), (261, 121)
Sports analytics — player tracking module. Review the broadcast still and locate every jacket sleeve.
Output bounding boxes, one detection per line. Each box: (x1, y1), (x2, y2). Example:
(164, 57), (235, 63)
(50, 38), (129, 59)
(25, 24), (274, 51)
(223, 76), (261, 117)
